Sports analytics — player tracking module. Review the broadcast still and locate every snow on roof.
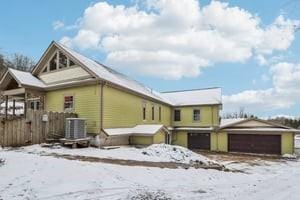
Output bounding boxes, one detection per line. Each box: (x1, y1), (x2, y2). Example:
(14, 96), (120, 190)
(56, 42), (172, 105)
(161, 88), (222, 106)
(224, 128), (300, 133)
(104, 124), (165, 136)
(8, 68), (46, 88)
(220, 118), (246, 128)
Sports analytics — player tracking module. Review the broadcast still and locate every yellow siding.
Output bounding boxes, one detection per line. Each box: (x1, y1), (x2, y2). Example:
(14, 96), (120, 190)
(130, 136), (153, 145)
(103, 86), (171, 128)
(172, 105), (219, 127)
(172, 131), (188, 147)
(217, 132), (228, 152)
(45, 84), (101, 134)
(153, 130), (166, 144)
(281, 132), (294, 154)
(210, 132), (218, 151)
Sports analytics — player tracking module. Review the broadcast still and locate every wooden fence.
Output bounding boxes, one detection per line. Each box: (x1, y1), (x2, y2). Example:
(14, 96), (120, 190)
(0, 110), (77, 147)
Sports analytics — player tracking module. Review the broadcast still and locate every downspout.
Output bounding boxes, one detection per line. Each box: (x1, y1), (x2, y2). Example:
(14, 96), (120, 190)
(100, 83), (104, 132)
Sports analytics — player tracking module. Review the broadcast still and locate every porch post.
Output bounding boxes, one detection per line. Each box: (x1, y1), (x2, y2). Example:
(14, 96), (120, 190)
(24, 92), (27, 118)
(5, 95), (8, 119)
(13, 99), (16, 116)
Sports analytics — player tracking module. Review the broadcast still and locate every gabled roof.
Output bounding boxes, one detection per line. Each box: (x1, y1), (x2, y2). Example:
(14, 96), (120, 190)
(161, 87), (222, 106)
(220, 118), (246, 128)
(104, 124), (168, 136)
(220, 118), (295, 130)
(32, 41), (172, 105)
(29, 41), (222, 106)
(0, 68), (46, 89)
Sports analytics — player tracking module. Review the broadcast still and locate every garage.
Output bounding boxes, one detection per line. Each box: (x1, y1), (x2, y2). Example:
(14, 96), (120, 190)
(228, 134), (281, 155)
(188, 133), (210, 150)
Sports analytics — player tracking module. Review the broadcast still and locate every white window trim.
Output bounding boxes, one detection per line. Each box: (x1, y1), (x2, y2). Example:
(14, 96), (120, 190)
(40, 50), (77, 74)
(174, 109), (181, 122)
(63, 95), (75, 112)
(193, 109), (201, 122)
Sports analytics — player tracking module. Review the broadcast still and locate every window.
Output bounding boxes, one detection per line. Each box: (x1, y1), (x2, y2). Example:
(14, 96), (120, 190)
(69, 59), (76, 67)
(159, 106), (161, 122)
(49, 52), (58, 71)
(64, 96), (74, 110)
(29, 100), (40, 110)
(42, 66), (48, 73)
(30, 102), (35, 110)
(174, 109), (181, 121)
(43, 51), (76, 73)
(152, 105), (155, 120)
(59, 52), (67, 69)
(142, 103), (146, 120)
(193, 109), (200, 121)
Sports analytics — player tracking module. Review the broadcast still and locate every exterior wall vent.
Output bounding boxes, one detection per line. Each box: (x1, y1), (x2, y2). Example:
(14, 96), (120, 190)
(65, 118), (86, 139)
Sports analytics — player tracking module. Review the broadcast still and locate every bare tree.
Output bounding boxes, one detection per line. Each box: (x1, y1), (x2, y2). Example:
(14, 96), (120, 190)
(7, 53), (35, 71)
(223, 107), (256, 119)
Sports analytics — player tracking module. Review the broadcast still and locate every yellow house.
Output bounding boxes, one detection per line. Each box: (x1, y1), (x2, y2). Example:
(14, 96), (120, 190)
(0, 41), (299, 155)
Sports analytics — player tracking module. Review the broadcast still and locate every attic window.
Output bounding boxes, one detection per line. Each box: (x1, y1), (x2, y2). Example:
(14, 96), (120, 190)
(69, 59), (75, 67)
(49, 52), (58, 71)
(59, 52), (67, 69)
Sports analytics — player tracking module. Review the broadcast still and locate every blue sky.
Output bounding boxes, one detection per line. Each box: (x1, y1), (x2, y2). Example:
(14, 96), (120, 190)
(0, 0), (300, 117)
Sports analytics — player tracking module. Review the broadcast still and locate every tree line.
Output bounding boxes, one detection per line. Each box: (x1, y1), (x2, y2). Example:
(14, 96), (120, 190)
(223, 107), (299, 129)
(268, 117), (300, 129)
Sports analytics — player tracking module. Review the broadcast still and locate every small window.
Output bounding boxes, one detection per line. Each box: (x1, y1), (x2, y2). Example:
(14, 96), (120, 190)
(59, 52), (67, 69)
(193, 109), (200, 121)
(152, 105), (155, 120)
(49, 52), (58, 71)
(30, 102), (35, 110)
(29, 101), (40, 110)
(36, 101), (40, 110)
(64, 96), (74, 110)
(69, 59), (76, 67)
(159, 106), (161, 122)
(142, 103), (146, 120)
(174, 109), (181, 121)
(42, 66), (48, 73)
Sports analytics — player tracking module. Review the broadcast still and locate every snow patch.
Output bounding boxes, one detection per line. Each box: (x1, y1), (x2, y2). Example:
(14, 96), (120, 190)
(282, 154), (297, 159)
(22, 144), (220, 167)
(141, 144), (217, 165)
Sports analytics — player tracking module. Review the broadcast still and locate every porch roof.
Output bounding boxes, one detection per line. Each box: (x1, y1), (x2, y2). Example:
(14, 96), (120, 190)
(8, 68), (46, 88)
(103, 124), (167, 137)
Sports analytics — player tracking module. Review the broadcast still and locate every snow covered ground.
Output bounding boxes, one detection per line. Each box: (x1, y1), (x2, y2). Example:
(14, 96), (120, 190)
(22, 144), (218, 166)
(0, 145), (300, 200)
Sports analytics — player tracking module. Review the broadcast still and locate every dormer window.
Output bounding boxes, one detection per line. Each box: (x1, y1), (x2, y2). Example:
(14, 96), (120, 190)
(42, 51), (76, 73)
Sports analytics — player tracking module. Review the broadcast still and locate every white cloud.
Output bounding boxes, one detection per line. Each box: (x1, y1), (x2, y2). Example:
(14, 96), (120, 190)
(52, 20), (65, 30)
(223, 62), (300, 113)
(59, 0), (299, 79)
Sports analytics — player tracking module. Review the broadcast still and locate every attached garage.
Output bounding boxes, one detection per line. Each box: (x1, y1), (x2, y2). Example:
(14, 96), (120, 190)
(188, 133), (210, 150)
(219, 118), (300, 155)
(228, 134), (281, 155)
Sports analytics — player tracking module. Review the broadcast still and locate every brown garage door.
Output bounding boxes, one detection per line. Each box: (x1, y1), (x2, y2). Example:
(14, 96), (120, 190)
(228, 134), (281, 155)
(188, 133), (210, 150)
